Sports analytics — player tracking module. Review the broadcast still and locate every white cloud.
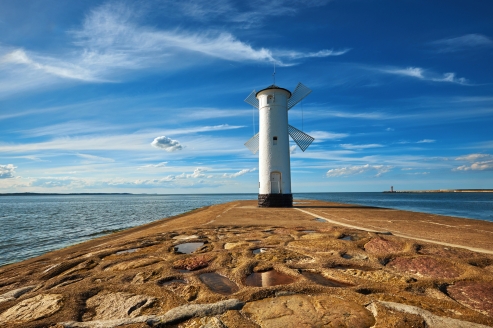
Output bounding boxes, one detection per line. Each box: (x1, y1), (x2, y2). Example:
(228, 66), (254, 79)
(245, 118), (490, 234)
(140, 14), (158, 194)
(0, 1), (344, 96)
(430, 34), (493, 52)
(290, 145), (297, 154)
(385, 67), (425, 79)
(138, 162), (168, 169)
(454, 161), (493, 171)
(417, 139), (435, 144)
(456, 153), (492, 162)
(382, 66), (468, 85)
(151, 136), (183, 152)
(340, 143), (383, 150)
(1, 49), (99, 82)
(279, 49), (350, 60)
(223, 168), (256, 178)
(189, 167), (208, 178)
(76, 153), (115, 162)
(308, 131), (349, 141)
(454, 153), (493, 171)
(326, 164), (393, 178)
(0, 164), (16, 179)
(431, 73), (467, 84)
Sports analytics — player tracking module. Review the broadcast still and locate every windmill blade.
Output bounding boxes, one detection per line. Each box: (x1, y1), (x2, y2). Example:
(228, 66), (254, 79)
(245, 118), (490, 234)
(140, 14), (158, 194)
(288, 125), (314, 152)
(244, 90), (259, 109)
(287, 82), (312, 110)
(244, 133), (260, 154)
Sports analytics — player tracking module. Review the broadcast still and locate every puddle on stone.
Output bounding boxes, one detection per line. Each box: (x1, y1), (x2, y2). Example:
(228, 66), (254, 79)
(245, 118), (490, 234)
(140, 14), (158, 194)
(339, 235), (353, 241)
(252, 248), (269, 255)
(116, 248), (139, 255)
(244, 270), (297, 287)
(174, 242), (204, 254)
(342, 253), (353, 259)
(301, 271), (353, 287)
(199, 273), (239, 295)
(157, 278), (186, 286)
(314, 218), (326, 223)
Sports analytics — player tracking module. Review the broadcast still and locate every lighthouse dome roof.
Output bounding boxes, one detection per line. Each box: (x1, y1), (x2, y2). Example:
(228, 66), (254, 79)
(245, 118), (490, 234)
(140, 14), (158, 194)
(256, 84), (292, 97)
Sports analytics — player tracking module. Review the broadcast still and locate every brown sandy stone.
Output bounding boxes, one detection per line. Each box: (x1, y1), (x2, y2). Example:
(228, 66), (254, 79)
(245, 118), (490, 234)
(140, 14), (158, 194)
(388, 256), (461, 278)
(83, 291), (156, 321)
(242, 295), (375, 327)
(0, 293), (63, 323)
(0, 285), (35, 304)
(364, 237), (403, 255)
(447, 281), (493, 317)
(367, 301), (491, 328)
(104, 258), (159, 272)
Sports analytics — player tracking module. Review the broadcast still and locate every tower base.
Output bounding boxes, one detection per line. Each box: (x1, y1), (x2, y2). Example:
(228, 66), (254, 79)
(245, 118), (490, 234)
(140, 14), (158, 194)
(258, 194), (293, 207)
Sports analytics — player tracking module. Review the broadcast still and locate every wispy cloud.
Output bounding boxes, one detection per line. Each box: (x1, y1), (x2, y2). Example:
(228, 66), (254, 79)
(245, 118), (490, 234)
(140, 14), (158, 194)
(326, 164), (393, 178)
(76, 153), (115, 162)
(0, 1), (346, 96)
(340, 143), (383, 150)
(138, 162), (168, 169)
(429, 34), (493, 52)
(223, 167), (256, 178)
(417, 139), (435, 144)
(382, 67), (468, 85)
(308, 131), (349, 141)
(0, 164), (16, 179)
(1, 49), (100, 82)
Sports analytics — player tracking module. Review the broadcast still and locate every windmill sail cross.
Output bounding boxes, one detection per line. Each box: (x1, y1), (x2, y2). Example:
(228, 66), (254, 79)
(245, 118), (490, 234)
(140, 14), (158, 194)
(287, 82), (312, 110)
(244, 90), (259, 109)
(288, 124), (314, 152)
(244, 132), (260, 154)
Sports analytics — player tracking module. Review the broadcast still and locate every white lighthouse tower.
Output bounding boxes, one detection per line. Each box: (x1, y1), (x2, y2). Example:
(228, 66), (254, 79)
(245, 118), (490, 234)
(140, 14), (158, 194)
(244, 83), (315, 207)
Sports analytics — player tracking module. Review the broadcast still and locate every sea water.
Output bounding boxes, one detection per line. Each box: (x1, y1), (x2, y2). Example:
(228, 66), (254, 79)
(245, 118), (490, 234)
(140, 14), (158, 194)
(1, 192), (492, 266)
(0, 194), (255, 266)
(299, 192), (493, 222)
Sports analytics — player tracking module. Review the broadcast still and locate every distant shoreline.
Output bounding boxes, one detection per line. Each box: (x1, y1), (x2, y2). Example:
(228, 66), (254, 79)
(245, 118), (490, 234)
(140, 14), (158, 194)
(383, 189), (493, 193)
(0, 192), (133, 196)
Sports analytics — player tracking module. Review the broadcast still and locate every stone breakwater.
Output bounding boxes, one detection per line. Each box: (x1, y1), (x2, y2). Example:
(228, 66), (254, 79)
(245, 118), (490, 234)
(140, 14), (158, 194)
(0, 200), (493, 327)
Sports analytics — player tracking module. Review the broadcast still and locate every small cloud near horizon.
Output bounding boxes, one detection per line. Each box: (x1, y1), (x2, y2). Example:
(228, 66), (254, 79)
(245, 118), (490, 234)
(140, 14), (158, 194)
(326, 164), (393, 178)
(0, 164), (17, 179)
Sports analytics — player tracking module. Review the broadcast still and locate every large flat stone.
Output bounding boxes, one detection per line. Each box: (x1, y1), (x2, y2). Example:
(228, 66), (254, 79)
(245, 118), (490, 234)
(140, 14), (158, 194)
(0, 293), (63, 323)
(242, 295), (375, 327)
(447, 281), (493, 317)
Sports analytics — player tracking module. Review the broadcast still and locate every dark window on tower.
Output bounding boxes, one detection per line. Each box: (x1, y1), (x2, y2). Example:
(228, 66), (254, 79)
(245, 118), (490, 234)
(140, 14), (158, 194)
(273, 136), (278, 145)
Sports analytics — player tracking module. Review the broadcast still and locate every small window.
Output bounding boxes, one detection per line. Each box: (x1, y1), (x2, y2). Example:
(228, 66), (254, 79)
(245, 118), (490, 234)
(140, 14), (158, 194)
(273, 136), (278, 145)
(267, 95), (274, 104)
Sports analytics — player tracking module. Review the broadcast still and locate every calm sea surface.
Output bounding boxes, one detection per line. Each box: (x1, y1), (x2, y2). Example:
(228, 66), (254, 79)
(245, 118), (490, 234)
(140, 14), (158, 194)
(1, 192), (492, 266)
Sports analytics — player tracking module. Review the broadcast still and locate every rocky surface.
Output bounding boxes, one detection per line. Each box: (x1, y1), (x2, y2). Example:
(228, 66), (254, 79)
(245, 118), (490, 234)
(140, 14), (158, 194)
(1, 199), (493, 327)
(0, 294), (63, 323)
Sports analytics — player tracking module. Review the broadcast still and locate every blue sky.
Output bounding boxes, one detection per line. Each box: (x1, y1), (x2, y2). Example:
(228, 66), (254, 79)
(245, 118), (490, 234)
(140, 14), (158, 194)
(1, 0), (492, 193)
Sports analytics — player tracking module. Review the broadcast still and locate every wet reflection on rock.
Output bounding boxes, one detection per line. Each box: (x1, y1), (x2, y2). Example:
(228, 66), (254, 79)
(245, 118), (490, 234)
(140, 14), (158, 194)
(199, 273), (238, 295)
(252, 248), (268, 255)
(174, 242), (204, 254)
(301, 271), (353, 287)
(245, 270), (297, 287)
(157, 278), (186, 286)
